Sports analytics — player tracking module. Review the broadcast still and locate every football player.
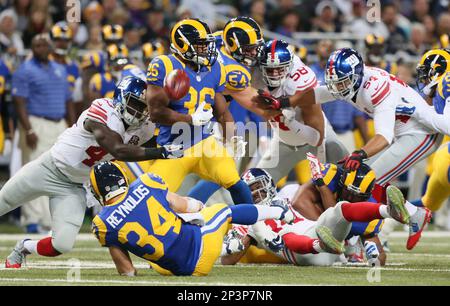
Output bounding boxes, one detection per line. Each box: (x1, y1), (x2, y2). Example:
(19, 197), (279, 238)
(395, 49), (450, 213)
(255, 39), (348, 184)
(2, 77), (182, 268)
(144, 18), (253, 205)
(253, 48), (441, 246)
(221, 167), (411, 267)
(90, 161), (295, 276)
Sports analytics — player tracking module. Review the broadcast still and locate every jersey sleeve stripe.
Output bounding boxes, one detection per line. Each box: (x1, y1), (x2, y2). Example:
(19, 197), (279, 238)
(87, 112), (107, 124)
(89, 105), (108, 120)
(371, 81), (388, 98)
(372, 82), (390, 106)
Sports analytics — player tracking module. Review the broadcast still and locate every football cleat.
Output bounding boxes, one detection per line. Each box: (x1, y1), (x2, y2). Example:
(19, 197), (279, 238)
(5, 239), (30, 269)
(386, 185), (410, 224)
(271, 199), (295, 224)
(315, 226), (345, 254)
(406, 207), (432, 250)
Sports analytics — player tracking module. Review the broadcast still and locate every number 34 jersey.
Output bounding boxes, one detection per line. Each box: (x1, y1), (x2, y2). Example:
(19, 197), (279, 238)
(50, 98), (155, 184)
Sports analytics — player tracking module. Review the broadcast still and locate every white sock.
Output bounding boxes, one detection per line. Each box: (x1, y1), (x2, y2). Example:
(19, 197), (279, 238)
(23, 240), (38, 255)
(379, 205), (390, 219)
(405, 200), (418, 216)
(256, 206), (283, 221)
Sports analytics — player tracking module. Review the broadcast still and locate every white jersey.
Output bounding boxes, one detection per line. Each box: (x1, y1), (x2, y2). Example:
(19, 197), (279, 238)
(268, 55), (330, 146)
(315, 66), (435, 144)
(51, 98), (155, 183)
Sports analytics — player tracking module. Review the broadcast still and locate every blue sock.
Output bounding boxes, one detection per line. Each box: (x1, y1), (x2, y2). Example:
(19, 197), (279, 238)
(227, 180), (254, 205)
(230, 205), (258, 224)
(410, 199), (424, 207)
(188, 180), (221, 203)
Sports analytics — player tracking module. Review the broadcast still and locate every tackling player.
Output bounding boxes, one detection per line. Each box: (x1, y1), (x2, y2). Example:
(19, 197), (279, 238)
(3, 77), (182, 268)
(395, 49), (450, 214)
(90, 162), (295, 276)
(253, 48), (441, 245)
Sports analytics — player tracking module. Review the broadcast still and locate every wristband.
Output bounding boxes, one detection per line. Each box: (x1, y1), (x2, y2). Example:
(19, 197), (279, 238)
(313, 178), (325, 187)
(279, 96), (290, 109)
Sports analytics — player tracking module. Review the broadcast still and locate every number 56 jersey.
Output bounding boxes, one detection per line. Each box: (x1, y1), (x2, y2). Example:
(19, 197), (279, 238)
(51, 98), (155, 184)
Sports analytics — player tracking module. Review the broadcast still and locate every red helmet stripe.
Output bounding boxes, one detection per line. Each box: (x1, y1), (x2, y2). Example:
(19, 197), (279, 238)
(271, 39), (277, 60)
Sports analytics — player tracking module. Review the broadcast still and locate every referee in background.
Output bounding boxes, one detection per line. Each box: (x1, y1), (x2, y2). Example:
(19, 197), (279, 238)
(11, 33), (75, 233)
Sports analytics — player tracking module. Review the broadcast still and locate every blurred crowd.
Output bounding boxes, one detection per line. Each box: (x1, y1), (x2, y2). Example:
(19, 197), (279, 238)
(0, 0), (449, 232)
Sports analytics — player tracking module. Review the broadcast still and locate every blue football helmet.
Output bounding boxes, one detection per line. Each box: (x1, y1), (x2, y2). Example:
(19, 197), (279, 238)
(241, 168), (277, 205)
(325, 48), (364, 100)
(113, 76), (148, 127)
(89, 161), (129, 206)
(260, 39), (294, 87)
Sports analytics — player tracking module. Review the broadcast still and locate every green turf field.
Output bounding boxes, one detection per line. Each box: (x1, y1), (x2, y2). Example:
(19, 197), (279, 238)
(0, 232), (449, 286)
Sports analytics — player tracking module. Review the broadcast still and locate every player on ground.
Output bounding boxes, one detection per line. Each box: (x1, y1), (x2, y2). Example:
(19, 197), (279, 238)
(90, 162), (295, 276)
(221, 167), (411, 267)
(2, 77), (182, 268)
(144, 18), (253, 204)
(253, 48), (441, 244)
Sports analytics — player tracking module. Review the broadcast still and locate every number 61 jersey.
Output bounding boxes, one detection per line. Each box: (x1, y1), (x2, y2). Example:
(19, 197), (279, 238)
(50, 98), (155, 184)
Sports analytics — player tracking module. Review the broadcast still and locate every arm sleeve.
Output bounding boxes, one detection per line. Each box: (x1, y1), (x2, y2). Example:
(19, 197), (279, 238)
(413, 100), (450, 135)
(281, 109), (320, 146)
(314, 86), (335, 104)
(372, 94), (396, 144)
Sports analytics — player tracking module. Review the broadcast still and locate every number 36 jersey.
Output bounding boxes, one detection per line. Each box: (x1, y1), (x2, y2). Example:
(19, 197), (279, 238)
(51, 98), (155, 184)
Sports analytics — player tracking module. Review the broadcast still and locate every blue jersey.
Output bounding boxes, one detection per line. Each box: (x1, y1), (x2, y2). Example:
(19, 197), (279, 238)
(89, 72), (116, 99)
(320, 163), (382, 238)
(0, 59), (11, 96)
(147, 54), (226, 148)
(92, 173), (202, 276)
(434, 71), (450, 115)
(65, 59), (80, 94)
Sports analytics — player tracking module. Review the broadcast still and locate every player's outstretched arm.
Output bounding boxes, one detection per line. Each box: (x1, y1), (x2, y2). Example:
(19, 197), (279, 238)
(221, 235), (252, 266)
(227, 86), (281, 120)
(109, 246), (137, 276)
(291, 183), (325, 221)
(85, 119), (175, 161)
(146, 84), (193, 125)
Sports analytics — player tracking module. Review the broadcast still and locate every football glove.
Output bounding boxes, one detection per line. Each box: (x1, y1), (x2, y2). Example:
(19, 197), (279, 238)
(256, 89), (290, 110)
(364, 240), (380, 267)
(340, 149), (368, 171)
(222, 228), (246, 255)
(191, 101), (213, 126)
(306, 152), (325, 186)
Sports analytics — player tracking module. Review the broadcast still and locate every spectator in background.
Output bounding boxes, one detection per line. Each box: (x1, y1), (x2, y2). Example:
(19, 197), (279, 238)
(249, 0), (267, 29)
(108, 8), (130, 27)
(381, 3), (408, 54)
(312, 1), (342, 33)
(142, 7), (170, 43)
(410, 0), (430, 23)
(405, 23), (428, 56)
(343, 0), (389, 38)
(12, 0), (30, 33)
(11, 34), (74, 233)
(84, 24), (103, 50)
(125, 0), (150, 28)
(0, 9), (24, 61)
(83, 1), (104, 28)
(268, 0), (300, 31)
(423, 14), (437, 46)
(275, 11), (300, 38)
(437, 12), (450, 37)
(175, 5), (193, 21)
(124, 23), (142, 51)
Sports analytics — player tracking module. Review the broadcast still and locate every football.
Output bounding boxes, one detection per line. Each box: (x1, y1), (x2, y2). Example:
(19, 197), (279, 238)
(164, 69), (190, 100)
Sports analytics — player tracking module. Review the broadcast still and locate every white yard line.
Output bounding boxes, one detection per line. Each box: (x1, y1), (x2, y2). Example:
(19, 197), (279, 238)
(0, 277), (318, 286)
